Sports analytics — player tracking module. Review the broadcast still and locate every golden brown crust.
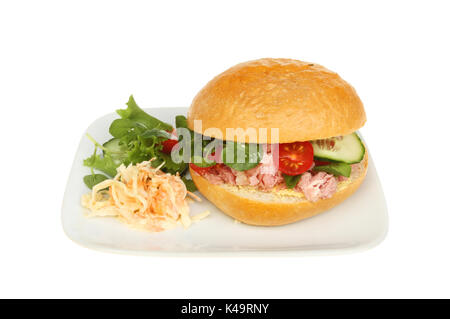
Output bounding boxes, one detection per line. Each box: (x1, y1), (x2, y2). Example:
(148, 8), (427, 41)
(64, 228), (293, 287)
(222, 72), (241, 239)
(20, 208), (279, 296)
(190, 154), (368, 226)
(188, 58), (366, 143)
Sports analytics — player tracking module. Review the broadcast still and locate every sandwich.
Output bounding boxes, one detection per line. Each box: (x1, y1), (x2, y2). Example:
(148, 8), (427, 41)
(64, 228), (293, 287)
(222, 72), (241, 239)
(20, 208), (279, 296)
(187, 58), (368, 226)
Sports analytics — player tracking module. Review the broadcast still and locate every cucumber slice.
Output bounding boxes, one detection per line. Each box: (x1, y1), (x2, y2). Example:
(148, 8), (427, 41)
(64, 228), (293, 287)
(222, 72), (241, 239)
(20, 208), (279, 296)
(103, 138), (127, 165)
(103, 138), (124, 153)
(311, 133), (365, 164)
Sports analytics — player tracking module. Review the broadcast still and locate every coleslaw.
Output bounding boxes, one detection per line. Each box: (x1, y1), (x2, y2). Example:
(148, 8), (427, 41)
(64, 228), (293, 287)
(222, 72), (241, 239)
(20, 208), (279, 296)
(81, 160), (208, 232)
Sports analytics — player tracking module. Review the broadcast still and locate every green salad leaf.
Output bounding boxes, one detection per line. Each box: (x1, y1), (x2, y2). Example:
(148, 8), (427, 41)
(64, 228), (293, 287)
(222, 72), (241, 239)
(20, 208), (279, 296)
(221, 141), (262, 171)
(83, 174), (109, 189)
(83, 148), (118, 177)
(182, 176), (197, 192)
(154, 152), (188, 175)
(175, 115), (188, 130)
(139, 129), (171, 139)
(109, 119), (137, 138)
(283, 174), (302, 189)
(116, 95), (173, 132)
(313, 162), (352, 177)
(176, 115), (214, 167)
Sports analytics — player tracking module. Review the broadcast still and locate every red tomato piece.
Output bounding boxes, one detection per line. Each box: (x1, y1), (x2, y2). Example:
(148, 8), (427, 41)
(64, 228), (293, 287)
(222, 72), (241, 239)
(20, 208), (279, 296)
(278, 141), (314, 176)
(161, 139), (178, 154)
(189, 163), (215, 175)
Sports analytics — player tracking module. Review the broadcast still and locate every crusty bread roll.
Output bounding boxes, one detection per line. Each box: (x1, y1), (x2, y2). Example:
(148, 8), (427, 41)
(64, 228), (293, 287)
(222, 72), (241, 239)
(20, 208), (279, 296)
(188, 58), (366, 144)
(190, 153), (368, 226)
(187, 58), (368, 226)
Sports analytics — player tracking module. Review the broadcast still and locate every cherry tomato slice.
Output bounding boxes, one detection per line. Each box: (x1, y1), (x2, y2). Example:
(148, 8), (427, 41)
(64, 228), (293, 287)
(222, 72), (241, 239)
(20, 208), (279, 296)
(190, 163), (215, 175)
(161, 139), (178, 154)
(278, 141), (314, 176)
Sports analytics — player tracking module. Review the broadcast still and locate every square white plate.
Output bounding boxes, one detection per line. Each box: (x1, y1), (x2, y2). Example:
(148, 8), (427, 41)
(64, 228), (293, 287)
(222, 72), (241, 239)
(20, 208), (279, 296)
(62, 107), (388, 256)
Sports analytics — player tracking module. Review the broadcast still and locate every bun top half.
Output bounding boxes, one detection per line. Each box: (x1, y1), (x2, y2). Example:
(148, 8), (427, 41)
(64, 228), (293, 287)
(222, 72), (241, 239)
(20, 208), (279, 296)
(188, 58), (366, 144)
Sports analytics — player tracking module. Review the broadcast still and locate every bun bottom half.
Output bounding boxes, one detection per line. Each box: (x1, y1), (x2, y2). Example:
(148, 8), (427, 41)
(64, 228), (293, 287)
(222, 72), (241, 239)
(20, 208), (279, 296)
(190, 154), (368, 226)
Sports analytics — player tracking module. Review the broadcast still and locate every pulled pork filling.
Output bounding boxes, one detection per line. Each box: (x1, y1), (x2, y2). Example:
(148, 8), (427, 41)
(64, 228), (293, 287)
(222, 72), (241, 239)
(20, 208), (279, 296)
(192, 151), (362, 202)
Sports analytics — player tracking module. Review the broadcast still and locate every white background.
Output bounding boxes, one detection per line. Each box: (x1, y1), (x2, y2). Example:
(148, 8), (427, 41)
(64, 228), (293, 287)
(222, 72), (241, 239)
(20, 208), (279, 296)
(1, 0), (449, 298)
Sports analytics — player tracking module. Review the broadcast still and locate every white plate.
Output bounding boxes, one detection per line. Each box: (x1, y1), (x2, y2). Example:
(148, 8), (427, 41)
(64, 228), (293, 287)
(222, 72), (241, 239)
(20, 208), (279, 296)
(62, 107), (388, 256)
